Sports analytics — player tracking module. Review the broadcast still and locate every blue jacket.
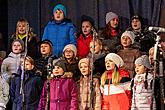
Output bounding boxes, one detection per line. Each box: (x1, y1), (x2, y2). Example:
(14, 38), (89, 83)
(42, 19), (77, 57)
(10, 69), (43, 110)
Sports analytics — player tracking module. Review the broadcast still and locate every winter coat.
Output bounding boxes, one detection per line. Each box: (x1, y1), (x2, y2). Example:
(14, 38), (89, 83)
(10, 69), (43, 110)
(117, 48), (141, 78)
(101, 68), (131, 110)
(1, 52), (22, 82)
(131, 73), (156, 110)
(42, 19), (77, 58)
(38, 72), (78, 110)
(77, 77), (101, 110)
(77, 33), (93, 59)
(0, 76), (9, 109)
(60, 57), (81, 81)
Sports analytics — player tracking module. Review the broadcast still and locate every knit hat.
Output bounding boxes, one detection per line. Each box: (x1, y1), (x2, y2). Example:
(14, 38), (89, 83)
(53, 59), (66, 71)
(106, 12), (118, 24)
(105, 53), (124, 68)
(135, 55), (151, 69)
(78, 58), (90, 68)
(121, 31), (135, 44)
(63, 44), (77, 56)
(53, 4), (67, 17)
(12, 39), (24, 51)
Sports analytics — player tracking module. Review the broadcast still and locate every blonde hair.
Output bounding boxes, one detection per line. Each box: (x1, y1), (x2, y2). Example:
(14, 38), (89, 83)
(101, 65), (120, 86)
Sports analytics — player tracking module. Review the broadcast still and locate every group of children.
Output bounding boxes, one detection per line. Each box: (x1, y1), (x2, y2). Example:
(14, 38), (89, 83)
(0, 3), (164, 110)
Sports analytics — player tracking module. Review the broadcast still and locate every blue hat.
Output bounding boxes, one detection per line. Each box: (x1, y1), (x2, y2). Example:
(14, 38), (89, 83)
(53, 4), (67, 17)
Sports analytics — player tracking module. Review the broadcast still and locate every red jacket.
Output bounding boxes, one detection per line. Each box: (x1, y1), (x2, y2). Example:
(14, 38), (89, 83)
(101, 68), (131, 110)
(38, 73), (78, 110)
(77, 34), (93, 58)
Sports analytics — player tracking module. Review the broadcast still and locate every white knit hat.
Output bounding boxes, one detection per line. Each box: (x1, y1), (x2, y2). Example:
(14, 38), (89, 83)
(106, 12), (118, 24)
(105, 53), (124, 68)
(78, 58), (90, 68)
(135, 55), (151, 69)
(63, 44), (77, 56)
(121, 31), (135, 44)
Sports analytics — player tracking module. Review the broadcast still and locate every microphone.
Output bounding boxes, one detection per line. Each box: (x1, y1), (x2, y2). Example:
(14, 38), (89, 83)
(148, 26), (165, 33)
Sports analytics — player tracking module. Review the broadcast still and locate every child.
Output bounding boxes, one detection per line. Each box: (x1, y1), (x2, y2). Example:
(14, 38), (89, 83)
(9, 18), (38, 59)
(87, 38), (106, 77)
(1, 39), (24, 83)
(35, 39), (57, 81)
(42, 4), (76, 58)
(99, 12), (121, 53)
(10, 56), (43, 110)
(38, 59), (78, 110)
(100, 53), (131, 110)
(131, 55), (156, 110)
(117, 31), (141, 78)
(61, 44), (81, 81)
(0, 75), (9, 110)
(77, 58), (101, 110)
(77, 15), (95, 59)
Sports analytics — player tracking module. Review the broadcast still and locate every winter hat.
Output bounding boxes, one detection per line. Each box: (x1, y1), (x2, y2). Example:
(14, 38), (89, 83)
(12, 39), (24, 51)
(105, 53), (124, 68)
(53, 4), (67, 17)
(63, 44), (77, 56)
(131, 15), (142, 23)
(106, 12), (118, 24)
(135, 55), (151, 69)
(53, 59), (66, 71)
(78, 58), (90, 68)
(121, 31), (135, 44)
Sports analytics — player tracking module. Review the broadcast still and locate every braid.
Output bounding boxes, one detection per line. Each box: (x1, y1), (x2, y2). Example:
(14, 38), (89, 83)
(144, 70), (148, 89)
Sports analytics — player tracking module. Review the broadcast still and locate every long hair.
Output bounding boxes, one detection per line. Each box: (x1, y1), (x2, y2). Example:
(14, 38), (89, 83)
(101, 65), (120, 86)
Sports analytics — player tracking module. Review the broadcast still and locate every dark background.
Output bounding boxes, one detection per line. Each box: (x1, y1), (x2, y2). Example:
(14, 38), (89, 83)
(0, 0), (165, 50)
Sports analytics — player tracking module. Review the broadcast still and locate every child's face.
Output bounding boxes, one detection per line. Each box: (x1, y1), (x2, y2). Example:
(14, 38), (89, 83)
(109, 18), (119, 28)
(52, 66), (64, 76)
(64, 49), (74, 59)
(53, 9), (65, 21)
(40, 43), (51, 56)
(149, 48), (154, 65)
(25, 60), (34, 70)
(17, 22), (27, 35)
(79, 62), (90, 76)
(82, 21), (92, 36)
(89, 41), (102, 54)
(135, 64), (146, 75)
(131, 19), (141, 30)
(12, 41), (23, 54)
(121, 36), (132, 48)
(105, 60), (115, 70)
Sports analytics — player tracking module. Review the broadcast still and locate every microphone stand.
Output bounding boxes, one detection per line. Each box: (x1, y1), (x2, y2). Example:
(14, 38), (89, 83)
(20, 23), (29, 110)
(89, 27), (98, 110)
(152, 32), (164, 110)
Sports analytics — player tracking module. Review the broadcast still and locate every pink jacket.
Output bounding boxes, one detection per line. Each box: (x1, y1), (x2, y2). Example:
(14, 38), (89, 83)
(38, 73), (78, 110)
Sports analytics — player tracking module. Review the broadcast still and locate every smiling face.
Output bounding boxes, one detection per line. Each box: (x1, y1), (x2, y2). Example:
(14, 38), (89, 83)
(82, 21), (92, 36)
(109, 18), (119, 28)
(121, 36), (132, 48)
(105, 60), (115, 70)
(79, 62), (90, 76)
(52, 66), (64, 76)
(135, 64), (146, 75)
(12, 41), (23, 54)
(53, 9), (65, 21)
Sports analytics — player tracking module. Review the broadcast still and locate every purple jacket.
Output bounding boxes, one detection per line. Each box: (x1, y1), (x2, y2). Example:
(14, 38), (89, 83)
(38, 73), (78, 110)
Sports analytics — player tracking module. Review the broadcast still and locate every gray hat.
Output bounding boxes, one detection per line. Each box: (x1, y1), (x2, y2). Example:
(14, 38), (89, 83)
(135, 55), (151, 69)
(121, 31), (135, 44)
(12, 39), (24, 51)
(106, 12), (118, 24)
(53, 59), (66, 71)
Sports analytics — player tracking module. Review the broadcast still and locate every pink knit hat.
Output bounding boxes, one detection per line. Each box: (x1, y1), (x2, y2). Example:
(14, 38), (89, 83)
(106, 12), (118, 24)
